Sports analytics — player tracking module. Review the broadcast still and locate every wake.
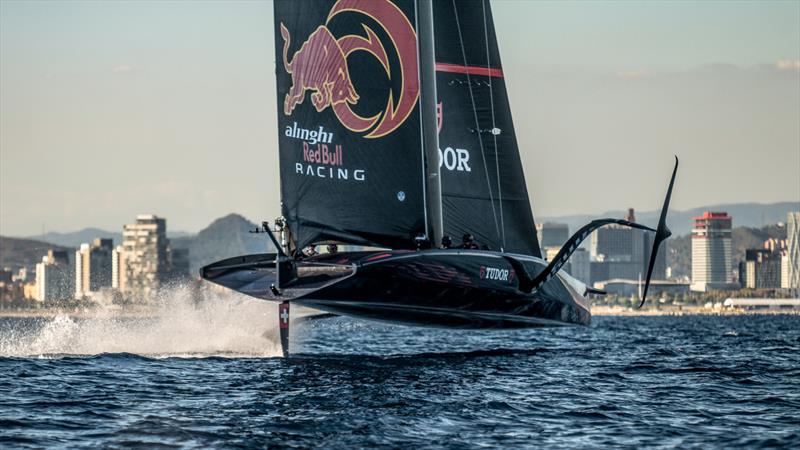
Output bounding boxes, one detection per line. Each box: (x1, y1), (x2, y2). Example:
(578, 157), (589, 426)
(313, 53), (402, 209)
(0, 285), (283, 358)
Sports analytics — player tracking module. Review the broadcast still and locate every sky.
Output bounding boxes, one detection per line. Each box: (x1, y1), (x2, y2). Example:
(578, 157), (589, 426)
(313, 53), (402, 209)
(1, 0), (798, 236)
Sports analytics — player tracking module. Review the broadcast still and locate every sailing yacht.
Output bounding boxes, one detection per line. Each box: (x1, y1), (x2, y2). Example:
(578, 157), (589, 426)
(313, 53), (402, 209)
(201, 0), (677, 356)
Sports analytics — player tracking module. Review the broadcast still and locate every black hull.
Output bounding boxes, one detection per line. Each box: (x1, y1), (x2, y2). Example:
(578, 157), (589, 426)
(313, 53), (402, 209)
(200, 250), (591, 329)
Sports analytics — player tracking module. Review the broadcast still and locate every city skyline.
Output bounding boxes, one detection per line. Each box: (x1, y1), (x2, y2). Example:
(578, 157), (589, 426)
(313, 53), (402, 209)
(5, 208), (796, 305)
(2, 0), (799, 236)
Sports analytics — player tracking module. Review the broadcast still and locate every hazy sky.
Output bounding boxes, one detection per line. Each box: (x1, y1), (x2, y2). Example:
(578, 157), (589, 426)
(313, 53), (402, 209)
(1, 0), (798, 236)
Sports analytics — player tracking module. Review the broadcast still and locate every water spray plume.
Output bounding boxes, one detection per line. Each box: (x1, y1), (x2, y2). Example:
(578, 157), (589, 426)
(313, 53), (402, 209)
(0, 284), (284, 358)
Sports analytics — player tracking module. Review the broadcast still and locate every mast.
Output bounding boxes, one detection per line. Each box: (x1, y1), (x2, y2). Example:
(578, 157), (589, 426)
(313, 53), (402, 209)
(418, 0), (443, 247)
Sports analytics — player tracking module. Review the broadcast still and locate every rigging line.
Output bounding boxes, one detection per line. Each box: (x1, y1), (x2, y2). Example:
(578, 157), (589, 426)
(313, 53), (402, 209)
(481, 0), (505, 251)
(452, 0), (501, 244)
(413, 0), (429, 241)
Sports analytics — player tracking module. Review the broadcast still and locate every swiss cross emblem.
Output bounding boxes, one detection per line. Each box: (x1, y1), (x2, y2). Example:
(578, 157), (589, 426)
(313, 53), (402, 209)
(279, 303), (290, 329)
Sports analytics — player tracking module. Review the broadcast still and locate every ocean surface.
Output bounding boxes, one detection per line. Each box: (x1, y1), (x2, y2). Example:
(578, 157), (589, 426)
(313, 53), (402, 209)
(1, 298), (798, 448)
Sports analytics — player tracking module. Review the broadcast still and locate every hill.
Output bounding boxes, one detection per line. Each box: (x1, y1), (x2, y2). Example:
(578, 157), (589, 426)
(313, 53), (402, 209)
(171, 214), (275, 276)
(0, 236), (72, 272)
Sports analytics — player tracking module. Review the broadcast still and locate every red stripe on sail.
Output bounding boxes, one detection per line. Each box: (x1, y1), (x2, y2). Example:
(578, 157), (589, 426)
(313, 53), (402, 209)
(435, 63), (504, 78)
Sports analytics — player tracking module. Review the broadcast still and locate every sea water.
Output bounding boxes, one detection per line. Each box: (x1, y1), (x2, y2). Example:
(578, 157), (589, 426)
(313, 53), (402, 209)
(0, 293), (798, 448)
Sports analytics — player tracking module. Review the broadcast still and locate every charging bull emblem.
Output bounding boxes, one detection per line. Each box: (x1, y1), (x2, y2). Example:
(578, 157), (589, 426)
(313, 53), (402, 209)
(280, 0), (419, 139)
(281, 24), (358, 116)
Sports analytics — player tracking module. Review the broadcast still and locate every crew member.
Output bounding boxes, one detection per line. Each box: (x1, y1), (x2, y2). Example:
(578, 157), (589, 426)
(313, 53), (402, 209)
(326, 244), (338, 254)
(414, 233), (428, 250)
(441, 235), (452, 249)
(461, 233), (479, 249)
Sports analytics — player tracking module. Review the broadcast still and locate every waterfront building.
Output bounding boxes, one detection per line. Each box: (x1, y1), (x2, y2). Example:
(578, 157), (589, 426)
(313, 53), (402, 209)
(589, 208), (665, 284)
(75, 239), (113, 299)
(543, 246), (571, 276)
(723, 298), (800, 310)
(536, 222), (569, 249)
(787, 212), (800, 290)
(112, 245), (127, 292)
(114, 214), (189, 300)
(23, 282), (37, 300)
(0, 281), (24, 305)
(0, 269), (19, 305)
(35, 250), (73, 302)
(13, 267), (30, 283)
(591, 225), (638, 262)
(119, 215), (170, 301)
(742, 249), (782, 289)
(690, 212), (735, 292)
(570, 248), (591, 284)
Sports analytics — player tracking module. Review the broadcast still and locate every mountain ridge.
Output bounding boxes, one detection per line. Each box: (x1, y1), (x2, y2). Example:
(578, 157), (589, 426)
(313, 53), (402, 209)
(13, 201), (797, 248)
(22, 227), (191, 248)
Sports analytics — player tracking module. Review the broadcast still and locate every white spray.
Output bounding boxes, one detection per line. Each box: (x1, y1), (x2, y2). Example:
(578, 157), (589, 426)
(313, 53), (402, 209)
(0, 284), (283, 358)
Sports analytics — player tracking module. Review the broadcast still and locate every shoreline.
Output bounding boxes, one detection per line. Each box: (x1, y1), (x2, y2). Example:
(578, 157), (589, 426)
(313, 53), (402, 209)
(1, 307), (798, 319)
(589, 306), (800, 317)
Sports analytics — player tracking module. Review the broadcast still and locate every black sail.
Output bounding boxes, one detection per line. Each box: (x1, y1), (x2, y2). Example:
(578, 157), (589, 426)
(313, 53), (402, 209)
(274, 0), (426, 251)
(432, 0), (541, 256)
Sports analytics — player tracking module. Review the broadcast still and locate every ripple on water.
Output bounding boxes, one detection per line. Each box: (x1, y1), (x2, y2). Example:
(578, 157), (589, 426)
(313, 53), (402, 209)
(1, 313), (799, 448)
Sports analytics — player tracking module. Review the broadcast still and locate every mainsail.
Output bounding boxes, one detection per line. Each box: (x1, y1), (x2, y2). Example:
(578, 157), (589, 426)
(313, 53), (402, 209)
(432, 0), (541, 256)
(273, 0), (540, 256)
(274, 0), (427, 251)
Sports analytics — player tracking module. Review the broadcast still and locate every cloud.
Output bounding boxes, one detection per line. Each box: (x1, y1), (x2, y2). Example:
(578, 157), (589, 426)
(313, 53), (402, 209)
(111, 64), (136, 74)
(775, 59), (800, 72)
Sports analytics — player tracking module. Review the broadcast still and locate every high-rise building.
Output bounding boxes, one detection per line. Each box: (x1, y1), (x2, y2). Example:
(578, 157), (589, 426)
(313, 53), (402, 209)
(35, 250), (73, 302)
(119, 215), (170, 301)
(75, 238), (113, 298)
(112, 244), (127, 292)
(570, 248), (591, 284)
(536, 222), (569, 249)
(786, 212), (800, 290)
(691, 211), (734, 292)
(742, 249), (782, 289)
(592, 226), (638, 262)
(589, 208), (666, 284)
(114, 215), (189, 300)
(781, 251), (791, 289)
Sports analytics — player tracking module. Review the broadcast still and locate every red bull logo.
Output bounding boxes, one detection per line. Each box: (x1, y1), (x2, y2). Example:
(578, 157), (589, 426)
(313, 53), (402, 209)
(280, 0), (419, 139)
